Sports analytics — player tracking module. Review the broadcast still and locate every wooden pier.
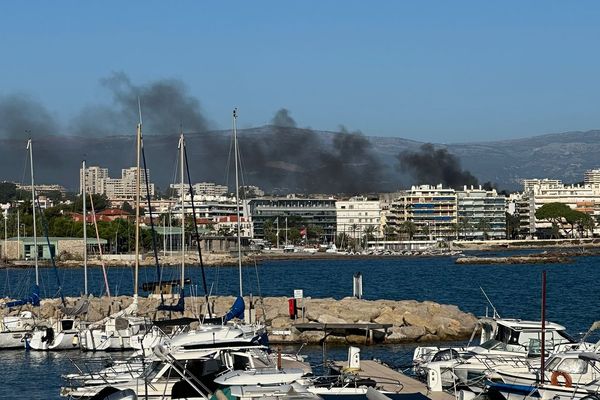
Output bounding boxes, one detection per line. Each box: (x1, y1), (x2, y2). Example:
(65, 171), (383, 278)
(333, 360), (454, 400)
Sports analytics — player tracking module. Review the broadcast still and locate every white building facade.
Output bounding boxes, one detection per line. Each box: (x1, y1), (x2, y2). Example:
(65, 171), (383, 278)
(457, 186), (506, 240)
(336, 197), (382, 240)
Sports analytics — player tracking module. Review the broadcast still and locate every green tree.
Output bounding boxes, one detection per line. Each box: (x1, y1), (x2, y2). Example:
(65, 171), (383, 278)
(73, 194), (110, 213)
(0, 182), (17, 203)
(476, 218), (492, 240)
(535, 202), (589, 238)
(506, 212), (521, 239)
(121, 201), (134, 214)
(307, 224), (324, 243)
(383, 224), (396, 241)
(401, 221), (417, 240)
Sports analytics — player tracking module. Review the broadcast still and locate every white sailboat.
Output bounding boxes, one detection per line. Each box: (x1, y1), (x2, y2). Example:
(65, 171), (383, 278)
(79, 113), (148, 351)
(26, 160), (92, 351)
(0, 139), (40, 349)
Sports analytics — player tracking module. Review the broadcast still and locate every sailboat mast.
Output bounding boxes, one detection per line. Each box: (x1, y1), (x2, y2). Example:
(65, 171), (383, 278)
(233, 108), (243, 297)
(82, 160), (88, 295)
(134, 121), (141, 299)
(27, 139), (39, 286)
(179, 133), (185, 289)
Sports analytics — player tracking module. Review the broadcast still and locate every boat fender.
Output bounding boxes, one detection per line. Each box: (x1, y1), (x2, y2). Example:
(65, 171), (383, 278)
(72, 334), (79, 347)
(550, 370), (573, 387)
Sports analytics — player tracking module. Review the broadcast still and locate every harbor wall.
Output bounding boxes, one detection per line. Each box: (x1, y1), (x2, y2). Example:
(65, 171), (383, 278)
(0, 295), (478, 344)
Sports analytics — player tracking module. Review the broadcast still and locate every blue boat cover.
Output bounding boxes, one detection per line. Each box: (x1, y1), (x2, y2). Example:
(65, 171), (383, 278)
(223, 296), (245, 322)
(5, 285), (41, 308)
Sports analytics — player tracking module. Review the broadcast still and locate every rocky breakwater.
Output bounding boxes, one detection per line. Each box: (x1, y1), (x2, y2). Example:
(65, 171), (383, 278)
(0, 295), (477, 345)
(456, 252), (572, 264)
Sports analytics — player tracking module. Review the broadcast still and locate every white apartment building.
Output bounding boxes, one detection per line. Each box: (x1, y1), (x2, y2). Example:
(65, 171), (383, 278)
(522, 180), (600, 236)
(16, 183), (67, 196)
(103, 167), (155, 201)
(79, 166), (109, 195)
(171, 195), (244, 221)
(169, 182), (229, 198)
(522, 178), (562, 192)
(457, 186), (506, 240)
(584, 169), (600, 185)
(389, 184), (457, 240)
(336, 196), (382, 239)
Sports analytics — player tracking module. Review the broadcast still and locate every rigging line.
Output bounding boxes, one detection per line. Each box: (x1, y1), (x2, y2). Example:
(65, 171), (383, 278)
(140, 138), (164, 305)
(235, 134), (255, 293)
(183, 144), (212, 317)
(224, 128), (235, 193)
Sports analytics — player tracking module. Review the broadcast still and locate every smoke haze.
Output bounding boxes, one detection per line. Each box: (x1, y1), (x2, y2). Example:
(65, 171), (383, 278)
(271, 108), (297, 128)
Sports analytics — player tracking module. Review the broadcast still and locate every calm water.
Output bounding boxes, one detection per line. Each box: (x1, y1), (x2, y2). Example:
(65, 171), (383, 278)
(1, 254), (599, 399)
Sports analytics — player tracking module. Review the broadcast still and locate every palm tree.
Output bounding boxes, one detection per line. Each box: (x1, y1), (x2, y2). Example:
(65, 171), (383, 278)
(363, 225), (376, 248)
(401, 221), (417, 240)
(350, 223), (359, 250)
(476, 218), (492, 240)
(383, 224), (396, 241)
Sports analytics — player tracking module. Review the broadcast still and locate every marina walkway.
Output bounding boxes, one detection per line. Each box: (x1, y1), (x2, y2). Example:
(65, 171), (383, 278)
(334, 360), (454, 400)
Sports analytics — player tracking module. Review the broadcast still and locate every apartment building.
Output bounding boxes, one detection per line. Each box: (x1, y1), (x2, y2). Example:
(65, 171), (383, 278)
(103, 167), (155, 201)
(248, 196), (336, 242)
(169, 182), (229, 198)
(457, 186), (506, 240)
(336, 196), (382, 239)
(389, 184), (457, 240)
(523, 179), (600, 235)
(79, 166), (108, 195)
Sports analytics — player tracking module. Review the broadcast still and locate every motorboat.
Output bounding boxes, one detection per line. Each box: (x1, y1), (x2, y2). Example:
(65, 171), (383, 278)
(414, 317), (580, 391)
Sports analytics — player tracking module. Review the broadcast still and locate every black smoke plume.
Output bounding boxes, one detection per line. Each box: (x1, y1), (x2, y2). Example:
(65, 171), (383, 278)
(0, 93), (59, 139)
(235, 114), (386, 194)
(271, 108), (297, 128)
(397, 143), (478, 189)
(0, 77), (392, 194)
(71, 72), (210, 136)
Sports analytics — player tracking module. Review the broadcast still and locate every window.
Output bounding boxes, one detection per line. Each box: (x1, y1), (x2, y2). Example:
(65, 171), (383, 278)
(556, 358), (588, 374)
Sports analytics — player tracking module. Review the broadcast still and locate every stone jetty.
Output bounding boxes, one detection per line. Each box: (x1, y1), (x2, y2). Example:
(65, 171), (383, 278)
(0, 295), (478, 345)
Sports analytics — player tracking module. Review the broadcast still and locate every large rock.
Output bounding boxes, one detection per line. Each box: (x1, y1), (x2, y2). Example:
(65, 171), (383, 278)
(317, 314), (346, 324)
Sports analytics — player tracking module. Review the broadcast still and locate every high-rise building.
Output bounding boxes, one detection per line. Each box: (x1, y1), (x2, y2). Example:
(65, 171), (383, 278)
(103, 167), (155, 201)
(388, 184), (458, 240)
(457, 186), (506, 240)
(79, 166), (108, 195)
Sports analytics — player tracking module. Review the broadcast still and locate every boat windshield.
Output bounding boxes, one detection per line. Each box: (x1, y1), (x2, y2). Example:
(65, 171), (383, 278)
(479, 340), (508, 351)
(556, 330), (577, 343)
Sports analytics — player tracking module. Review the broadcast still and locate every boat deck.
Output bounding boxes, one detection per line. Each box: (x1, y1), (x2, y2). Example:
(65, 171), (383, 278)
(333, 360), (454, 400)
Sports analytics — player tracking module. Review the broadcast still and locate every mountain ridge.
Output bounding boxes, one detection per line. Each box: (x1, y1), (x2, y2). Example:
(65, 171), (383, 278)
(1, 126), (598, 193)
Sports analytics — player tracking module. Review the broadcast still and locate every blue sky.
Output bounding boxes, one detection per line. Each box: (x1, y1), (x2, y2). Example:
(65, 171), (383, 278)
(1, 1), (600, 142)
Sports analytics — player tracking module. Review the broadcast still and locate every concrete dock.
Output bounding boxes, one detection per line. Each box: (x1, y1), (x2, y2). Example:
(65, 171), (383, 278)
(334, 360), (454, 400)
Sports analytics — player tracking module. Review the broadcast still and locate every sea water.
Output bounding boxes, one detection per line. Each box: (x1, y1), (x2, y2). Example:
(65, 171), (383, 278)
(1, 254), (598, 399)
